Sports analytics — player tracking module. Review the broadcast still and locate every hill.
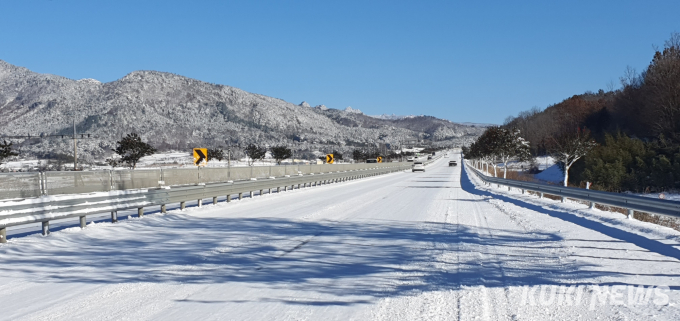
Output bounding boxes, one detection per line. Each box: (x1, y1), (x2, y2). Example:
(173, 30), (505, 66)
(0, 60), (486, 162)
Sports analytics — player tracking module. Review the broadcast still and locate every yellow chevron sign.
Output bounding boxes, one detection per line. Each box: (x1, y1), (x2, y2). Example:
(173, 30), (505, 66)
(326, 154), (334, 164)
(376, 156), (383, 163)
(193, 148), (208, 166)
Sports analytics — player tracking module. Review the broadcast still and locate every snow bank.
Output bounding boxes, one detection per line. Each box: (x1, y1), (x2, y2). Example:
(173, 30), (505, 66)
(534, 164), (563, 183)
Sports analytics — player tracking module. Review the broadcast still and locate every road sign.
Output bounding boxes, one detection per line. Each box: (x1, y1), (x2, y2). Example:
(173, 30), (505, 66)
(326, 154), (334, 164)
(193, 148), (208, 166)
(376, 156), (383, 163)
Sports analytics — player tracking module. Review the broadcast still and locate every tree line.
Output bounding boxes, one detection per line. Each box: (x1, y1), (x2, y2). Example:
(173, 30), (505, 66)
(106, 134), (300, 169)
(469, 32), (680, 192)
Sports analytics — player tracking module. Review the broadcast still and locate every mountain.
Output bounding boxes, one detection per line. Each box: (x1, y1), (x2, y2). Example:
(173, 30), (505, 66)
(0, 60), (486, 162)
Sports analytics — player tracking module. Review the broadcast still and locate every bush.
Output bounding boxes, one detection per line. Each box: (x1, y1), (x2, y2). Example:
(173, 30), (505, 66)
(580, 133), (680, 192)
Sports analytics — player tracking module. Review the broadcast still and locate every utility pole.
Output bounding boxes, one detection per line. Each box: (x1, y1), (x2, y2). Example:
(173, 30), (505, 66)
(2, 129), (93, 172)
(73, 119), (78, 171)
(290, 137), (295, 164)
(225, 142), (240, 169)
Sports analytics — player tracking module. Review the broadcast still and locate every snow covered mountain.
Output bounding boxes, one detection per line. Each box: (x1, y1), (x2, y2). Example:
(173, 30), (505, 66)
(0, 60), (486, 162)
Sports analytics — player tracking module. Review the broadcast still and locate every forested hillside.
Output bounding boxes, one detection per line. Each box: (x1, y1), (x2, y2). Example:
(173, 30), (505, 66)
(503, 32), (680, 192)
(0, 61), (486, 163)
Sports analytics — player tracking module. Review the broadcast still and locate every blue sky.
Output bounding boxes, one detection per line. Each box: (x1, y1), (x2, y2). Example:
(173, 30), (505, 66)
(1, 0), (678, 124)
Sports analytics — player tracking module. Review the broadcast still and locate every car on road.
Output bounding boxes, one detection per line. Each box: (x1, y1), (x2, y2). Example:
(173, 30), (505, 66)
(366, 159), (378, 163)
(448, 160), (457, 166)
(412, 162), (425, 172)
(406, 156), (414, 162)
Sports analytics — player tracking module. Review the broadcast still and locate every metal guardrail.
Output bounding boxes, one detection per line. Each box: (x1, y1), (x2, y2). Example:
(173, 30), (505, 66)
(0, 162), (408, 201)
(0, 163), (418, 242)
(464, 160), (680, 219)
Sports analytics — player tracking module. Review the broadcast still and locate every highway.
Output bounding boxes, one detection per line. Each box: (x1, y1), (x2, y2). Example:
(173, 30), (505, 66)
(1, 155), (679, 320)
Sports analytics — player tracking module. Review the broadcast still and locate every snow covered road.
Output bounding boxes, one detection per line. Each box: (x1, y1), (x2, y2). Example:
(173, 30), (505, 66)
(2, 156), (680, 320)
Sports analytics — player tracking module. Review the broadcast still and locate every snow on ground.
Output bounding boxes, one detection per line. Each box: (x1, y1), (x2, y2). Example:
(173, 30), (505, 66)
(0, 159), (48, 171)
(638, 192), (680, 202)
(2, 151), (324, 172)
(1, 155), (680, 320)
(534, 155), (556, 171)
(533, 164), (564, 183)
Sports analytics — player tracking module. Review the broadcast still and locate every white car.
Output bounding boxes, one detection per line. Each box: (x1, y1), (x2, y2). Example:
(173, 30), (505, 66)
(412, 162), (425, 172)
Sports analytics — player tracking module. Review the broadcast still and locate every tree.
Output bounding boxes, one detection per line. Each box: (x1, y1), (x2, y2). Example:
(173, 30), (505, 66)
(474, 126), (503, 176)
(549, 127), (598, 186)
(270, 145), (292, 164)
(495, 127), (532, 178)
(105, 158), (119, 167)
(644, 35), (680, 140)
(332, 150), (343, 160)
(208, 148), (225, 162)
(244, 144), (266, 166)
(0, 139), (18, 166)
(112, 133), (157, 169)
(352, 149), (365, 162)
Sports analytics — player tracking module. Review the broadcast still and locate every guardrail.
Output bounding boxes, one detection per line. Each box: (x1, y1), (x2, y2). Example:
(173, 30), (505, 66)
(464, 160), (680, 220)
(0, 163), (416, 242)
(0, 162), (407, 201)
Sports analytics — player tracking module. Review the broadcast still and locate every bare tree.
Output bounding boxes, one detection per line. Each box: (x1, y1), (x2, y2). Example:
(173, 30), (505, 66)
(645, 35), (680, 140)
(606, 79), (617, 92)
(549, 127), (597, 186)
(665, 31), (680, 49)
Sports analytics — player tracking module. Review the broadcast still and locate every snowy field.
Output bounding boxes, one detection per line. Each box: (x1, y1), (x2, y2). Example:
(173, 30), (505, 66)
(0, 151), (322, 172)
(1, 156), (680, 320)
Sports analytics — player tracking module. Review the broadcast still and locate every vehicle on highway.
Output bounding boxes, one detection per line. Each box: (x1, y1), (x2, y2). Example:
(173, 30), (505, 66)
(427, 155), (433, 160)
(366, 159), (378, 163)
(406, 157), (414, 162)
(412, 162), (425, 172)
(449, 160), (457, 166)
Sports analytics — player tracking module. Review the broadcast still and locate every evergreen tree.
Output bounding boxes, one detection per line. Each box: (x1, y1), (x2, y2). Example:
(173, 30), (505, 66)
(112, 133), (157, 169)
(352, 149), (365, 162)
(270, 145), (292, 165)
(208, 148), (225, 162)
(244, 144), (266, 166)
(0, 139), (18, 166)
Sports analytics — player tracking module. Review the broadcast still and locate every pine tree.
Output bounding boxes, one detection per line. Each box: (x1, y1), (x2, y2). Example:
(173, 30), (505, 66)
(495, 128), (532, 179)
(112, 133), (157, 169)
(0, 139), (18, 166)
(208, 148), (225, 162)
(270, 146), (292, 165)
(352, 149), (365, 162)
(244, 144), (266, 166)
